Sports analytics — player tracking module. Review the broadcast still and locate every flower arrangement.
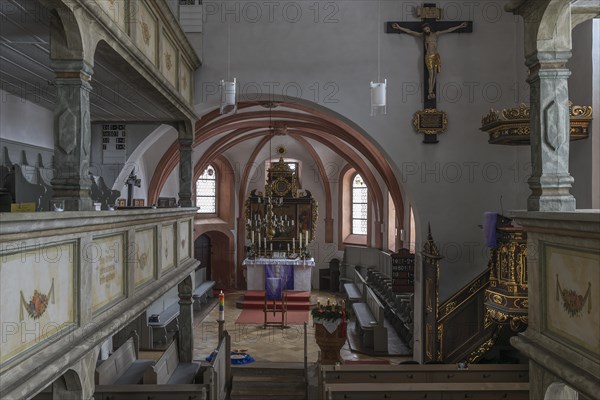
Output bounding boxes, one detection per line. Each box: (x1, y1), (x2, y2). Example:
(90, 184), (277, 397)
(311, 298), (346, 322)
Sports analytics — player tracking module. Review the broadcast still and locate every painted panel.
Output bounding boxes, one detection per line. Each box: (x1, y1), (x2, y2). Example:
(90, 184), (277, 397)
(179, 60), (192, 103)
(91, 234), (126, 313)
(179, 220), (191, 262)
(160, 31), (178, 88)
(544, 244), (600, 356)
(97, 0), (127, 32)
(134, 227), (156, 288)
(161, 223), (176, 273)
(131, 1), (158, 64)
(0, 242), (76, 366)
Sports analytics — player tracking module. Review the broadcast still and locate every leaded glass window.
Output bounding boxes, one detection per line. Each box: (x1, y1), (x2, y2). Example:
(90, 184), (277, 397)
(352, 174), (368, 235)
(196, 165), (216, 213)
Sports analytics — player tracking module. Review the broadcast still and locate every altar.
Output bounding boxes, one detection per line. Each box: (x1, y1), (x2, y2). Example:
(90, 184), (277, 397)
(243, 258), (315, 292)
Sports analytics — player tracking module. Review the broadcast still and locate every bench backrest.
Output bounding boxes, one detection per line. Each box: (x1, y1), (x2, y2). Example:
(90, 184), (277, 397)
(365, 287), (385, 326)
(353, 269), (368, 301)
(144, 340), (179, 384)
(95, 338), (137, 385)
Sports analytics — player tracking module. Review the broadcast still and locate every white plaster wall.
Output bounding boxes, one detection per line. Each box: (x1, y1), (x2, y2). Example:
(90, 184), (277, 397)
(568, 20), (596, 210)
(0, 89), (53, 151)
(189, 1), (533, 300)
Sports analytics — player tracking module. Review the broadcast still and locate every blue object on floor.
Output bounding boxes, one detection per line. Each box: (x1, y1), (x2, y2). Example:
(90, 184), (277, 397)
(205, 351), (255, 365)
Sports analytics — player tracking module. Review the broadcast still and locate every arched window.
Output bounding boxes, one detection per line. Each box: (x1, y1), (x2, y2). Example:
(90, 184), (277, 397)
(196, 165), (217, 213)
(352, 174), (368, 235)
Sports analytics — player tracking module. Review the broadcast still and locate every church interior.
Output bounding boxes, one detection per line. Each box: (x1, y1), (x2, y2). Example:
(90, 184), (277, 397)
(0, 0), (598, 399)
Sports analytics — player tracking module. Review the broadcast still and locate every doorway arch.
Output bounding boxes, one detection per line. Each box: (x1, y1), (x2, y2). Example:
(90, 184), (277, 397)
(194, 228), (235, 289)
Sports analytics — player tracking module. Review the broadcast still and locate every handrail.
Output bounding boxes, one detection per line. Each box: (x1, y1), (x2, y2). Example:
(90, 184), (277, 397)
(438, 269), (490, 322)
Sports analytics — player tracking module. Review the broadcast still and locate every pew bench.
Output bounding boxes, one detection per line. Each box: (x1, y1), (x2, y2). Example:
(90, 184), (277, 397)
(143, 339), (201, 384)
(324, 382), (529, 400)
(95, 338), (154, 385)
(351, 286), (388, 353)
(93, 384), (209, 400)
(148, 303), (180, 344)
(344, 268), (367, 303)
(192, 280), (216, 311)
(343, 282), (361, 303)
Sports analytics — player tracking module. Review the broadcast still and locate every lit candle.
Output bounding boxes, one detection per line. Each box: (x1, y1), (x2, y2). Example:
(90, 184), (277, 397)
(219, 291), (225, 321)
(251, 230), (255, 244)
(292, 238), (295, 249)
(287, 243), (290, 252)
(306, 231), (309, 246)
(264, 237), (267, 249)
(270, 243), (273, 252)
(258, 232), (261, 247)
(299, 233), (303, 249)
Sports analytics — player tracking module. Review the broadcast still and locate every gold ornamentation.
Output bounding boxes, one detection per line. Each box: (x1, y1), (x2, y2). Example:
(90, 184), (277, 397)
(426, 323), (433, 359)
(413, 108), (448, 135)
(468, 280), (482, 294)
(423, 223), (441, 257)
(484, 313), (493, 329)
(492, 293), (504, 305)
(481, 102), (592, 145)
(416, 5), (442, 19)
(437, 324), (444, 361)
(141, 21), (151, 46)
(467, 326), (502, 363)
(165, 52), (173, 71)
(442, 301), (457, 317)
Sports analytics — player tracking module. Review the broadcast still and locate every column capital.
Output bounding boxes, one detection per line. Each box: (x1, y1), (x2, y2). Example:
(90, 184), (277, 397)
(525, 50), (572, 72)
(51, 60), (94, 76)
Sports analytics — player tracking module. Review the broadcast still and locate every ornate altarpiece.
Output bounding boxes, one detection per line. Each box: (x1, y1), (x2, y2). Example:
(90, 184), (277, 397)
(244, 152), (318, 257)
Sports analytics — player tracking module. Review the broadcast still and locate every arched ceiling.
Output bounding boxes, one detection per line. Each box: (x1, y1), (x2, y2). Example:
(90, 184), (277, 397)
(149, 99), (405, 230)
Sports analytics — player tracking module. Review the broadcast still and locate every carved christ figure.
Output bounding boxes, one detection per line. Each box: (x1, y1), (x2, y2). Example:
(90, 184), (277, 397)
(392, 22), (468, 99)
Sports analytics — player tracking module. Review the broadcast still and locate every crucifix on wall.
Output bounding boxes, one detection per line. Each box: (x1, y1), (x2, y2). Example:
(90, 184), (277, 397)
(387, 3), (472, 143)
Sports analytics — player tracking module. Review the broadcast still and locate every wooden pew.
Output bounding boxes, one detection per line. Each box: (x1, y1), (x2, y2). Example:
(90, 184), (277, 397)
(351, 286), (388, 353)
(94, 341), (207, 400)
(148, 302), (180, 344)
(192, 280), (215, 311)
(93, 384), (209, 400)
(343, 268), (366, 303)
(325, 382), (529, 399)
(95, 338), (154, 385)
(143, 340), (200, 384)
(321, 364), (529, 400)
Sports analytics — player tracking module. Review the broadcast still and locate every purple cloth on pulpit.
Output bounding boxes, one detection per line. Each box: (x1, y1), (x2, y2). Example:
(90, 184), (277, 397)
(265, 264), (294, 299)
(483, 212), (498, 248)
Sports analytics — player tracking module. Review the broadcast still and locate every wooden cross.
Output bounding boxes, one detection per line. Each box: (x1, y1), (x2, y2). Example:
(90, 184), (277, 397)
(387, 3), (472, 143)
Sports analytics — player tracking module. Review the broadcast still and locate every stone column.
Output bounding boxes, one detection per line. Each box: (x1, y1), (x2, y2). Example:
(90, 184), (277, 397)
(177, 275), (194, 363)
(178, 121), (194, 207)
(526, 51), (576, 211)
(51, 61), (93, 211)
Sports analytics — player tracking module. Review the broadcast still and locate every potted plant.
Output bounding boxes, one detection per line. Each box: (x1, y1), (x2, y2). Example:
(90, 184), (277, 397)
(311, 299), (347, 364)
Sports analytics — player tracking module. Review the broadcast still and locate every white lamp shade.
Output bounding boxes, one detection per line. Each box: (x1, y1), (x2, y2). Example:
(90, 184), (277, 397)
(220, 78), (237, 114)
(370, 79), (387, 116)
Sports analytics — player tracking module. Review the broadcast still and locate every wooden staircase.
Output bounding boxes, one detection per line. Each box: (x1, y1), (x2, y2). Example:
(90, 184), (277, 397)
(230, 363), (307, 400)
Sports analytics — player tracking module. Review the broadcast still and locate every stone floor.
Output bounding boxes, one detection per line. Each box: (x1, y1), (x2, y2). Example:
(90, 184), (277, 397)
(191, 290), (412, 365)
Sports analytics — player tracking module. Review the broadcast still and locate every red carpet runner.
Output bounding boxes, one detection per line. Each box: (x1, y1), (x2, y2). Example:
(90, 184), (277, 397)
(235, 290), (311, 325)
